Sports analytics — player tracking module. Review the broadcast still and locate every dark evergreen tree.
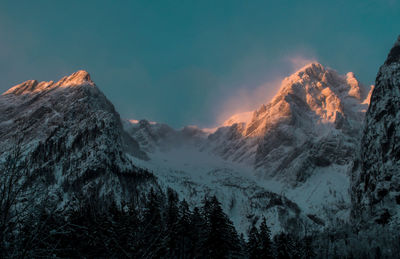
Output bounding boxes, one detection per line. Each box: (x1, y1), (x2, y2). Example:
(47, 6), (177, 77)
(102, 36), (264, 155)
(301, 235), (315, 259)
(140, 188), (166, 258)
(375, 246), (381, 259)
(247, 223), (261, 259)
(190, 206), (207, 257)
(274, 232), (294, 259)
(176, 199), (194, 258)
(203, 195), (242, 258)
(164, 187), (180, 257)
(259, 217), (273, 258)
(109, 201), (140, 257)
(239, 233), (248, 258)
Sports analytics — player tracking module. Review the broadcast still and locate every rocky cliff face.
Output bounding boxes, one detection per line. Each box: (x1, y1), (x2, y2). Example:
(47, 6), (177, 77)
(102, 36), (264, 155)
(0, 71), (152, 206)
(352, 36), (400, 226)
(208, 63), (372, 185)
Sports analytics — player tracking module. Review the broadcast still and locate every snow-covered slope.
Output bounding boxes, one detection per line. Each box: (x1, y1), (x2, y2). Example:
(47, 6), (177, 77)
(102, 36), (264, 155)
(352, 36), (400, 227)
(0, 71), (153, 206)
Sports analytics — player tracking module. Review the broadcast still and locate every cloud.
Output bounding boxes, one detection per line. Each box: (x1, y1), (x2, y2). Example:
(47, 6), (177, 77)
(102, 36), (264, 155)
(215, 77), (283, 125)
(286, 56), (318, 71)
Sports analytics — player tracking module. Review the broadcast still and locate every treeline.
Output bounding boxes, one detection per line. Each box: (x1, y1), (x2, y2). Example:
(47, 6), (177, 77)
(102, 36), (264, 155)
(1, 184), (320, 258)
(0, 146), (317, 258)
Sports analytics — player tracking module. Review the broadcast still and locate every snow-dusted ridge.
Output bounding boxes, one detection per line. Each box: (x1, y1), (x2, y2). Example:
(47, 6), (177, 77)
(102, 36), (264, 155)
(3, 70), (95, 96)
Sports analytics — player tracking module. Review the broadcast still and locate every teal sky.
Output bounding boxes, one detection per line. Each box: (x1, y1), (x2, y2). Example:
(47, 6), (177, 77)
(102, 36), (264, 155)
(0, 0), (399, 128)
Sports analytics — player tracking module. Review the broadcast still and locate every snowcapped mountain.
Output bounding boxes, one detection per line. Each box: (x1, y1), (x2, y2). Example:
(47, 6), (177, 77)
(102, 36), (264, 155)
(352, 36), (400, 227)
(0, 61), (376, 236)
(208, 63), (372, 179)
(0, 70), (154, 206)
(124, 62), (373, 234)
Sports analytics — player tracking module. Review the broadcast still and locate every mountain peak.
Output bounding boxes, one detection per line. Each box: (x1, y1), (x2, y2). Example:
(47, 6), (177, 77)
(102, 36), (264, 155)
(395, 35), (400, 46)
(55, 70), (94, 87)
(384, 35), (400, 65)
(282, 62), (337, 88)
(239, 62), (370, 138)
(291, 62), (326, 79)
(297, 62), (325, 73)
(283, 62), (368, 101)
